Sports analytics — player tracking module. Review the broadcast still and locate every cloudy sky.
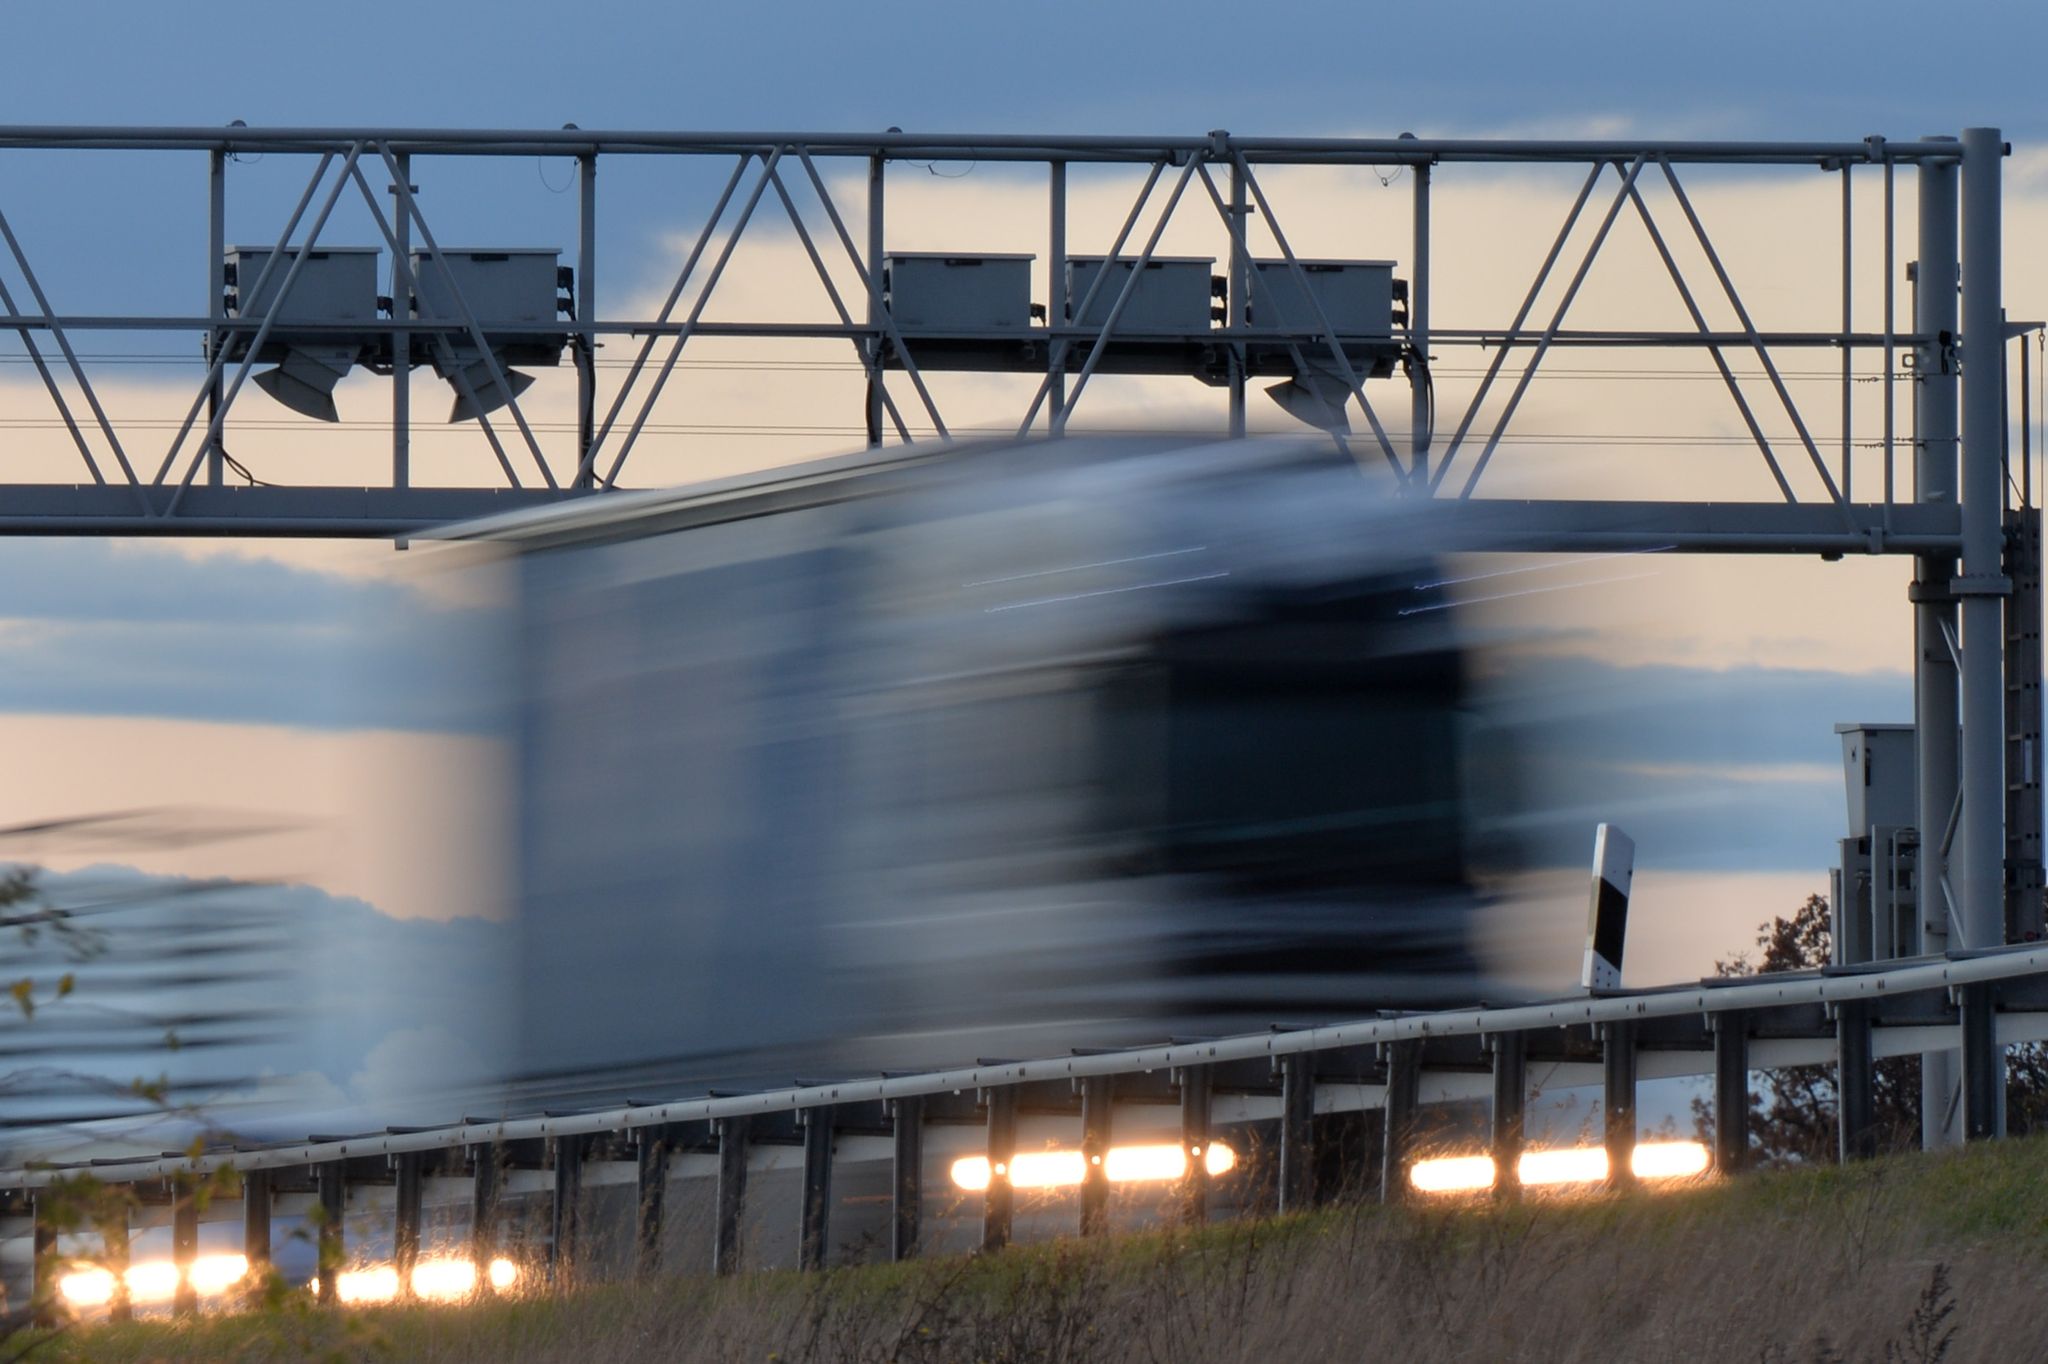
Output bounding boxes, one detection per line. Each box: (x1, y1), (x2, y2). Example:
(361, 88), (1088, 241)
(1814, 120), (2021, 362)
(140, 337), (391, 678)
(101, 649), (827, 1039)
(4, 0), (2046, 1147)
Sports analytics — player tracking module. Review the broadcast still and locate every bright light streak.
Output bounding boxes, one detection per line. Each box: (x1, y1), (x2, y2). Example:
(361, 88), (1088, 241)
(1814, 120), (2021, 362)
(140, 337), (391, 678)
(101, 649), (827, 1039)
(335, 1265), (400, 1305)
(410, 1258), (477, 1302)
(950, 1141), (1238, 1191)
(125, 1261), (180, 1304)
(1520, 1147), (1609, 1186)
(1409, 1140), (1714, 1195)
(188, 1254), (249, 1296)
(487, 1257), (520, 1292)
(58, 1267), (117, 1307)
(1631, 1140), (1711, 1179)
(1408, 1154), (1497, 1193)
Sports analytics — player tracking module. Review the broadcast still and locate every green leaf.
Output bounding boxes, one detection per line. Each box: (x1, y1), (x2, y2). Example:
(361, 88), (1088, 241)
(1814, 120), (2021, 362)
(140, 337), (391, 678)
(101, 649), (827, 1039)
(9, 976), (32, 1019)
(55, 972), (74, 999)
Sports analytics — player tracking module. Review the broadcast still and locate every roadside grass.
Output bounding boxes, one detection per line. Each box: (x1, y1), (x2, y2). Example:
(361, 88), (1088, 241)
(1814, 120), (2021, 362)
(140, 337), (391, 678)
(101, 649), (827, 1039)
(21, 1134), (2048, 1363)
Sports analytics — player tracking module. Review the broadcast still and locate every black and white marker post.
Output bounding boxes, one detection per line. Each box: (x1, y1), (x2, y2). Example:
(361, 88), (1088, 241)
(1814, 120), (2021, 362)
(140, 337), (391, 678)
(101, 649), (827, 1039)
(1581, 824), (1635, 993)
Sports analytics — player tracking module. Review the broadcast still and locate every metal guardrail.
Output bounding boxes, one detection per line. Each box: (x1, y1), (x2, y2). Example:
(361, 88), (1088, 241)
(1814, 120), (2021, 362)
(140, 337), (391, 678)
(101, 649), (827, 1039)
(5, 942), (2048, 1315)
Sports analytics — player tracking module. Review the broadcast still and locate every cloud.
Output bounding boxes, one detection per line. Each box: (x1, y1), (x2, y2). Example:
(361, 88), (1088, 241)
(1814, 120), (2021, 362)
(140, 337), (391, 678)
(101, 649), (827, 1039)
(0, 538), (505, 732)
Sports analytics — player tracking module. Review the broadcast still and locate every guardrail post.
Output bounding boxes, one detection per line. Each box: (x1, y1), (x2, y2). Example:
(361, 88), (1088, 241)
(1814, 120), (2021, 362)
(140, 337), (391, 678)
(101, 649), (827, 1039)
(1489, 1032), (1526, 1201)
(104, 1197), (132, 1323)
(890, 1097), (923, 1261)
(393, 1152), (423, 1300)
(635, 1129), (667, 1276)
(1079, 1076), (1112, 1236)
(798, 1107), (835, 1271)
(316, 1161), (344, 1304)
(1178, 1065), (1212, 1225)
(1712, 1012), (1751, 1174)
(550, 1135), (584, 1280)
(1602, 1020), (1638, 1190)
(1960, 981), (2002, 1139)
(1380, 1038), (1420, 1204)
(1278, 1052), (1316, 1213)
(29, 1194), (56, 1328)
(713, 1117), (751, 1277)
(981, 1086), (1017, 1253)
(242, 1168), (270, 1280)
(1836, 1000), (1878, 1161)
(470, 1143), (501, 1292)
(172, 1178), (198, 1317)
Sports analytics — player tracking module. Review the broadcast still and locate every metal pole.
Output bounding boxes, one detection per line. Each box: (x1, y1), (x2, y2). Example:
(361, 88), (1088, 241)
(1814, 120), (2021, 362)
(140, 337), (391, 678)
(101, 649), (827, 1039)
(1713, 1013), (1750, 1174)
(889, 1096), (923, 1261)
(207, 149), (224, 488)
(1078, 1076), (1112, 1236)
(1836, 1000), (1878, 1161)
(981, 1086), (1017, 1252)
(635, 1130), (666, 1276)
(865, 151), (884, 449)
(1958, 133), (2009, 1146)
(1380, 1038), (1420, 1203)
(104, 1200), (131, 1323)
(1178, 1066), (1212, 1225)
(393, 1152), (422, 1300)
(1602, 1020), (1637, 1190)
(469, 1143), (500, 1291)
(713, 1118), (749, 1276)
(1959, 982), (2001, 1139)
(550, 1135), (582, 1280)
(798, 1108), (834, 1271)
(316, 1161), (344, 1305)
(1277, 1052), (1315, 1213)
(1411, 159), (1431, 483)
(1914, 139), (1964, 1149)
(1227, 155), (1247, 438)
(171, 1184), (198, 1316)
(1049, 160), (1067, 433)
(1841, 162), (1853, 501)
(241, 1168), (270, 1276)
(391, 151), (411, 495)
(29, 1197), (55, 1329)
(575, 152), (597, 490)
(1489, 1033), (1525, 1202)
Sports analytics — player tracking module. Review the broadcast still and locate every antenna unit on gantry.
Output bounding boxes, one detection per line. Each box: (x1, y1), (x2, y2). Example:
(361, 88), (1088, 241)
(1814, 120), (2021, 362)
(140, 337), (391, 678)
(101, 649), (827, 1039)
(223, 244), (573, 422)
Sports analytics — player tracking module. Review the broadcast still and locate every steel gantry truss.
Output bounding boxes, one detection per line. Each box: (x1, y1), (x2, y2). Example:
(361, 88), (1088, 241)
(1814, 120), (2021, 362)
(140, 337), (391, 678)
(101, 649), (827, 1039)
(0, 123), (2016, 547)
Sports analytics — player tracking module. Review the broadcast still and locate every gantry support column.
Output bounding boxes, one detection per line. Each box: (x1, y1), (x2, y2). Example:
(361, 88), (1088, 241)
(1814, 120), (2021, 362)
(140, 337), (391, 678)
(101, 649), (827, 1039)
(1410, 157), (1431, 483)
(1957, 126), (2008, 1135)
(1915, 136), (1965, 1149)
